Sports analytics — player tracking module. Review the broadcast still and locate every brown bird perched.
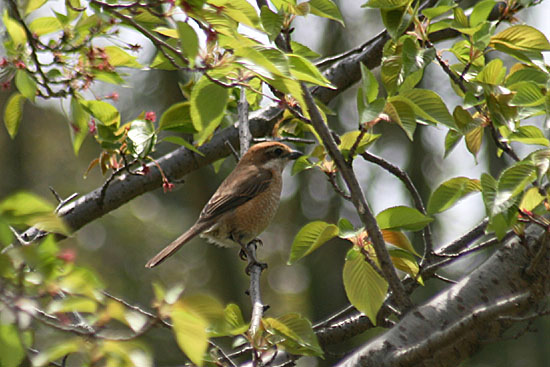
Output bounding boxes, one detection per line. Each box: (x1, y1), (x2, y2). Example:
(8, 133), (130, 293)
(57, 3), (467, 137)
(145, 141), (302, 268)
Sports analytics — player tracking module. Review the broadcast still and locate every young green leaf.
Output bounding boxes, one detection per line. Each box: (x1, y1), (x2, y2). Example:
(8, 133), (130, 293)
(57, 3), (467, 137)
(70, 97), (89, 155)
(338, 130), (381, 159)
(519, 187), (545, 212)
(475, 58), (506, 85)
(0, 323), (26, 367)
(507, 125), (550, 147)
(15, 70), (37, 102)
(222, 304), (248, 336)
(29, 17), (63, 36)
(191, 76), (229, 145)
(362, 0), (412, 9)
(389, 248), (422, 284)
(399, 89), (455, 128)
(126, 119), (157, 159)
(469, 0), (495, 26)
(343, 248), (388, 324)
(260, 6), (284, 41)
(171, 305), (209, 366)
(32, 339), (84, 367)
(383, 99), (417, 140)
(2, 10), (27, 47)
(79, 100), (120, 126)
(382, 230), (420, 257)
(288, 221), (339, 264)
(288, 54), (334, 87)
(427, 177), (482, 214)
(47, 297), (97, 314)
(263, 313), (323, 356)
(376, 206), (433, 231)
(159, 102), (197, 133)
(490, 25), (550, 52)
(3, 93), (25, 139)
(104, 46), (142, 68)
(309, 0), (344, 26)
(177, 22), (199, 65)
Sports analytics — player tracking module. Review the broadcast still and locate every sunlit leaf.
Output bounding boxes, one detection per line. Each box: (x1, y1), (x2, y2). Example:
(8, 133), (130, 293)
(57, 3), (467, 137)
(309, 0), (344, 25)
(126, 119), (157, 159)
(191, 76), (229, 145)
(343, 248), (388, 324)
(399, 89), (455, 128)
(490, 25), (550, 52)
(48, 297), (97, 314)
(288, 221), (339, 264)
(264, 313), (323, 356)
(70, 97), (89, 155)
(384, 99), (416, 140)
(104, 46), (142, 68)
(29, 17), (62, 36)
(2, 10), (27, 47)
(519, 187), (545, 212)
(427, 177), (482, 214)
(288, 54), (334, 87)
(260, 6), (284, 41)
(79, 100), (120, 126)
(3, 93), (25, 139)
(177, 22), (199, 65)
(382, 230), (420, 256)
(15, 70), (37, 102)
(0, 323), (25, 367)
(376, 206), (433, 231)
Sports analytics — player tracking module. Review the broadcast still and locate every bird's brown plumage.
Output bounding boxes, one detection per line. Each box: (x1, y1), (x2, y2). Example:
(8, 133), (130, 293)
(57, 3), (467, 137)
(145, 141), (302, 268)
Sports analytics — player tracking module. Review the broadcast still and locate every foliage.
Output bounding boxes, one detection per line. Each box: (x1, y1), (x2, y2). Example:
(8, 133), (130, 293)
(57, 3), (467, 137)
(1, 0), (550, 365)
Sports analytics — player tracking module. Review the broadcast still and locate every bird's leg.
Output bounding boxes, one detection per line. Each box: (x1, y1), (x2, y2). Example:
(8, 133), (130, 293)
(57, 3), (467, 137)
(232, 234), (267, 274)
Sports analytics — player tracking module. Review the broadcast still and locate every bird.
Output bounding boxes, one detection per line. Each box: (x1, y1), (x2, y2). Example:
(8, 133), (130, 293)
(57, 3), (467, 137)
(145, 141), (302, 268)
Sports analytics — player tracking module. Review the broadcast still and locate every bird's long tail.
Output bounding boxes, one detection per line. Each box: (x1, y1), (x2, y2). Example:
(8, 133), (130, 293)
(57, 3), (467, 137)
(145, 224), (203, 268)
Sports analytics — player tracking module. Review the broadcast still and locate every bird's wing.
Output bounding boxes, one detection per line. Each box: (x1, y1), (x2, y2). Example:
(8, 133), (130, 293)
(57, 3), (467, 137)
(198, 167), (272, 222)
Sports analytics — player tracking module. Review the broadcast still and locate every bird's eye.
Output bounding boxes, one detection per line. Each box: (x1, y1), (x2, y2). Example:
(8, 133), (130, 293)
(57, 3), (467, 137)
(273, 147), (284, 156)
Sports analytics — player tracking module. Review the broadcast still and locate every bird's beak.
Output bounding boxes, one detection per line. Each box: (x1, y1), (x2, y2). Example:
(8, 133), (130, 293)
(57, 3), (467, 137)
(288, 150), (303, 160)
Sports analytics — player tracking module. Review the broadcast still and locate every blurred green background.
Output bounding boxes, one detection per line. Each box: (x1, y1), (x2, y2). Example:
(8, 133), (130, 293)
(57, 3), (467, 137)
(2, 0), (550, 366)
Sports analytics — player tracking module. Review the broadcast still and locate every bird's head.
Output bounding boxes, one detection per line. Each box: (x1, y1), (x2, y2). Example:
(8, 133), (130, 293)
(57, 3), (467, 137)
(239, 141), (302, 172)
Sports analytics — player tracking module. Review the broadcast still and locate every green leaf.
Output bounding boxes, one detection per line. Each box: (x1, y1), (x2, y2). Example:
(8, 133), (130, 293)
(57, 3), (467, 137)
(427, 177), (482, 214)
(389, 248), (422, 283)
(288, 221), (339, 264)
(507, 125), (550, 147)
(162, 136), (204, 156)
(191, 76), (229, 145)
(79, 100), (120, 126)
(2, 10), (27, 47)
(338, 130), (380, 159)
(382, 229), (420, 256)
(309, 0), (344, 25)
(70, 97), (90, 155)
(209, 0), (260, 28)
(288, 54), (333, 87)
(25, 0), (48, 14)
(177, 22), (199, 66)
(337, 218), (362, 239)
(469, 0), (495, 26)
(444, 129), (462, 157)
(33, 339), (83, 367)
(465, 125), (483, 159)
(359, 64), (379, 104)
(153, 26), (178, 38)
(508, 81), (545, 107)
(126, 119), (157, 159)
(505, 67), (549, 87)
(519, 187), (545, 212)
(384, 100), (416, 140)
(490, 25), (550, 52)
(0, 323), (25, 367)
(48, 297), (97, 314)
(382, 7), (409, 41)
(363, 0), (412, 9)
(475, 58), (506, 85)
(376, 206), (433, 231)
(422, 5), (454, 19)
(261, 6), (284, 41)
(104, 46), (142, 68)
(29, 17), (62, 36)
(400, 89), (455, 128)
(159, 102), (197, 133)
(222, 304), (248, 335)
(264, 313), (323, 356)
(15, 70), (37, 101)
(343, 248), (388, 324)
(497, 162), (537, 201)
(3, 93), (25, 139)
(290, 41), (320, 59)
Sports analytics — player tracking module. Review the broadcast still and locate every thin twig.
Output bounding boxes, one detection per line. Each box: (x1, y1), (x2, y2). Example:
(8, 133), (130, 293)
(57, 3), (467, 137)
(360, 151), (433, 258)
